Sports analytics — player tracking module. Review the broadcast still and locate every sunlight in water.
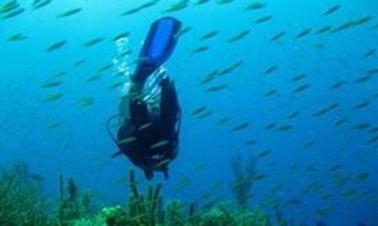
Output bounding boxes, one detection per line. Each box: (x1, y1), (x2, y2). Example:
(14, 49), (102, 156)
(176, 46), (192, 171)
(113, 35), (168, 108)
(113, 37), (132, 95)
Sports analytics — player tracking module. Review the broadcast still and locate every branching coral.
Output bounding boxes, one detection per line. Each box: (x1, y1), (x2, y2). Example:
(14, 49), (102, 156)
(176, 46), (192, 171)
(230, 155), (257, 208)
(0, 164), (269, 226)
(57, 176), (93, 226)
(104, 170), (166, 226)
(99, 169), (268, 226)
(0, 162), (50, 226)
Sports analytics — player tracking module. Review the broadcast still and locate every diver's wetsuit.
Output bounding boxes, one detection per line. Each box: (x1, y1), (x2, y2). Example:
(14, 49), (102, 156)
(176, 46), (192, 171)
(111, 16), (181, 180)
(116, 77), (180, 179)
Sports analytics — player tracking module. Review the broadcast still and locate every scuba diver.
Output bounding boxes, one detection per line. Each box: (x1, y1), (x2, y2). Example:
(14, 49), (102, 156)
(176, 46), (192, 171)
(108, 17), (182, 180)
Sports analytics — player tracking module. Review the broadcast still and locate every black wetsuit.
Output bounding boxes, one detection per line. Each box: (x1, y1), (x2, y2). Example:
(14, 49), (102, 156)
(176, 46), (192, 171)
(116, 78), (180, 179)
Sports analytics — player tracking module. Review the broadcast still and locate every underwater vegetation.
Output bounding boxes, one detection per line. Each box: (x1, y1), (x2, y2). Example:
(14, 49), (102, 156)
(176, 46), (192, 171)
(78, 170), (269, 226)
(230, 155), (257, 208)
(0, 163), (268, 226)
(2, 0), (378, 225)
(57, 176), (93, 226)
(0, 162), (50, 226)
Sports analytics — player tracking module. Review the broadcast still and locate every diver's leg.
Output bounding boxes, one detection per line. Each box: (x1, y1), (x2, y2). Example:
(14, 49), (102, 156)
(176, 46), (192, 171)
(160, 78), (180, 138)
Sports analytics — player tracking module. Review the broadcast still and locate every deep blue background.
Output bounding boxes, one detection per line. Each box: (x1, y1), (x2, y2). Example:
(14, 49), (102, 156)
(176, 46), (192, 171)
(1, 0), (378, 225)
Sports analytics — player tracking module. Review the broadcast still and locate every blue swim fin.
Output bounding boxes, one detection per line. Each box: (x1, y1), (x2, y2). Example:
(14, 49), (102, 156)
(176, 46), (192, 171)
(132, 17), (182, 85)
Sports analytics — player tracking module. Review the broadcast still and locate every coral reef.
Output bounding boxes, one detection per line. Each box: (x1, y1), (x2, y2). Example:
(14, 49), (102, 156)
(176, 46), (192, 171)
(57, 176), (93, 226)
(0, 163), (269, 226)
(73, 169), (269, 226)
(230, 155), (257, 208)
(0, 162), (50, 226)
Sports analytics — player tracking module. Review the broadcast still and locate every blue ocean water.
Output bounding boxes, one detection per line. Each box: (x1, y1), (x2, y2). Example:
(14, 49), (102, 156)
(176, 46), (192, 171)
(1, 0), (378, 225)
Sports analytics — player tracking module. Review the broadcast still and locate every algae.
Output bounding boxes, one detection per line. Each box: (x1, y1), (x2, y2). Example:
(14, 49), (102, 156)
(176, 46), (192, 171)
(73, 169), (269, 226)
(0, 162), (50, 226)
(0, 163), (269, 226)
(230, 155), (258, 208)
